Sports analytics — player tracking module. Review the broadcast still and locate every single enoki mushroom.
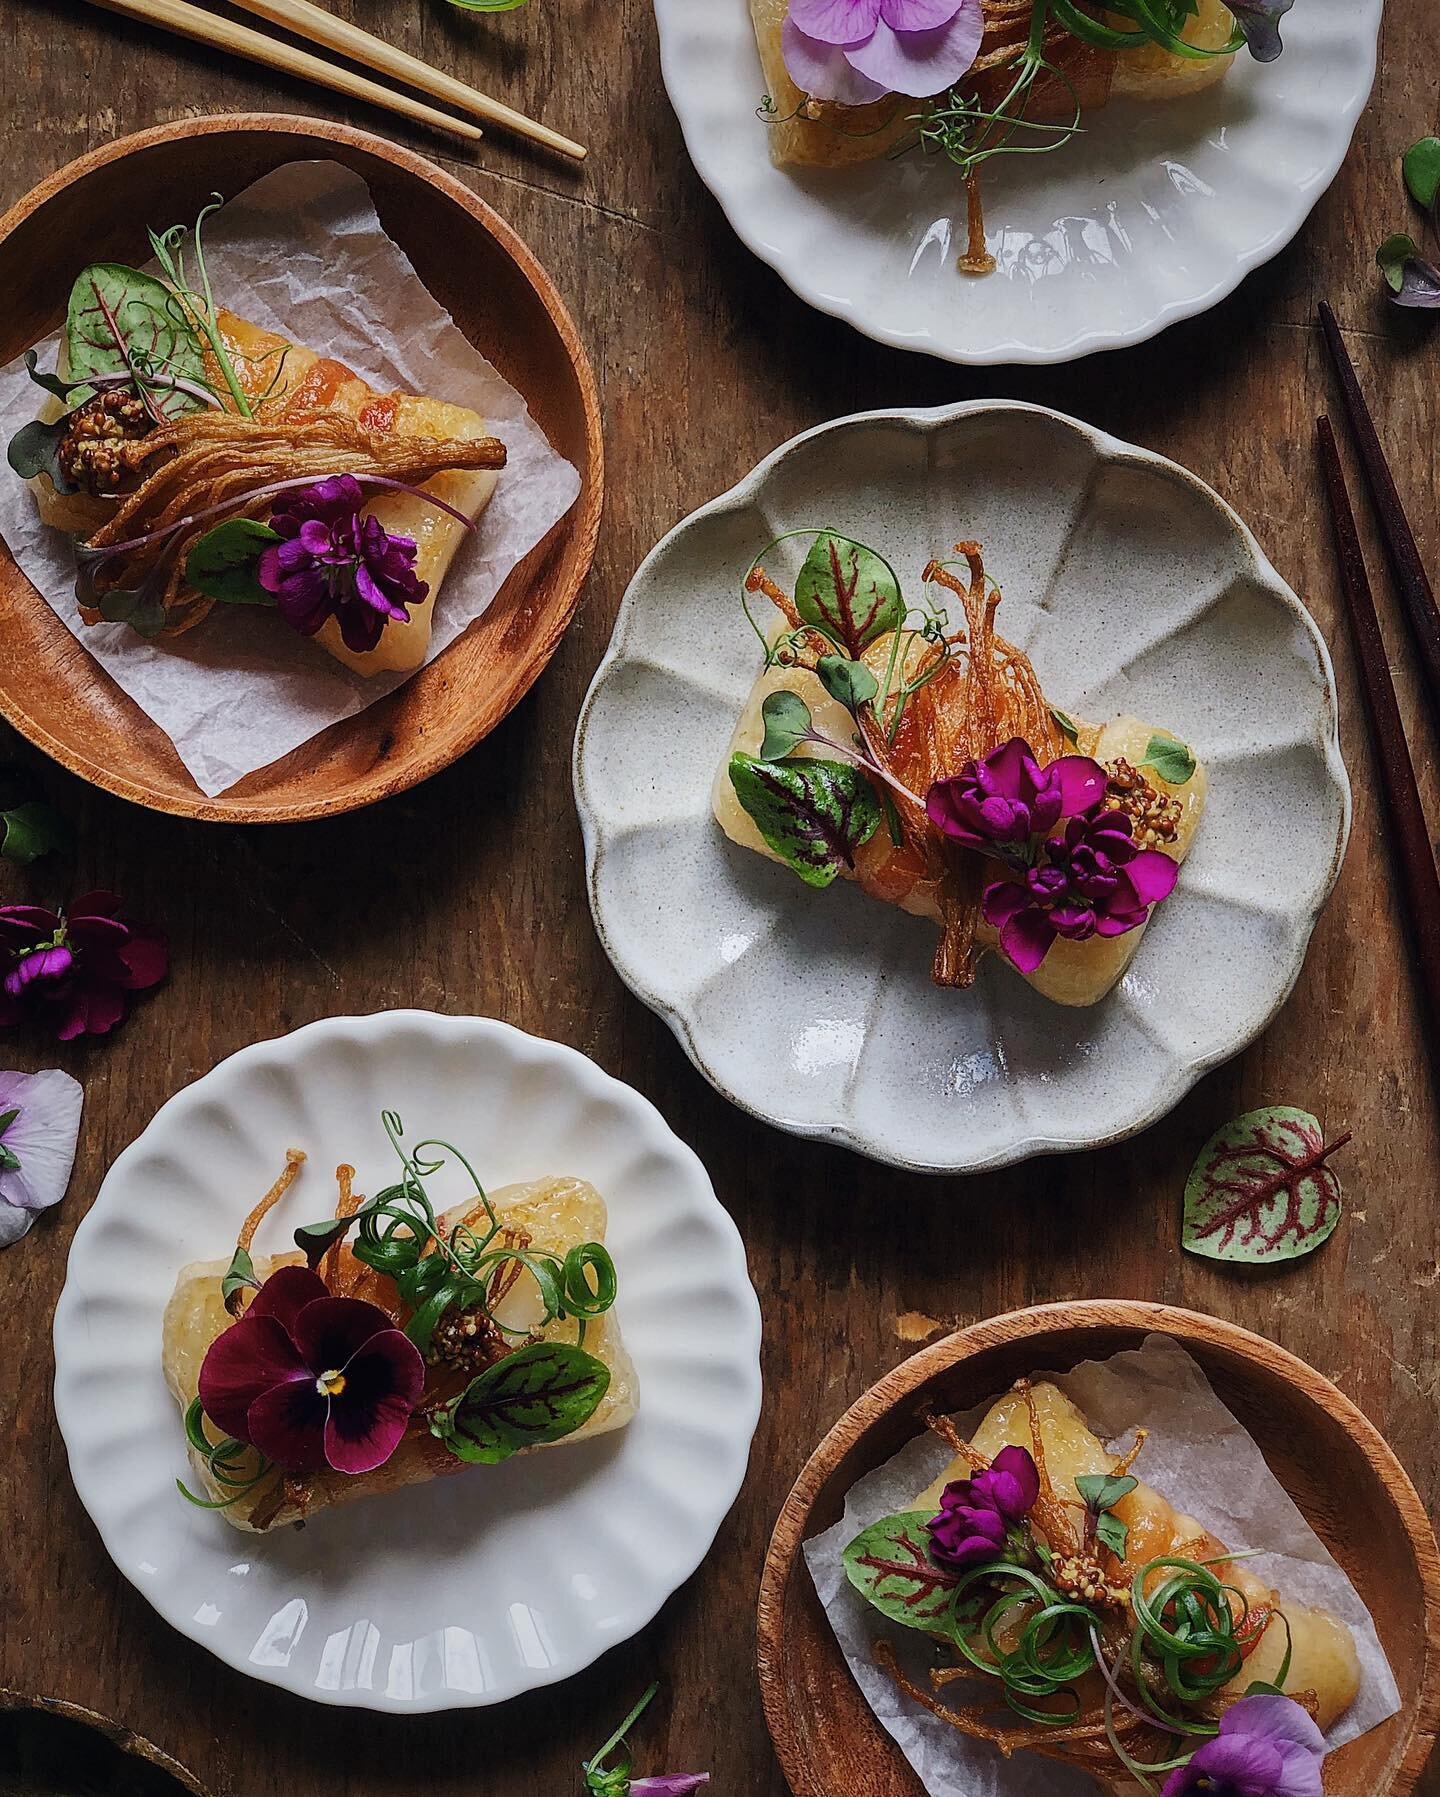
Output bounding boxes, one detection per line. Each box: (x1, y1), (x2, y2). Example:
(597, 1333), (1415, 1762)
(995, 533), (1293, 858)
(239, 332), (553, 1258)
(79, 408), (508, 635)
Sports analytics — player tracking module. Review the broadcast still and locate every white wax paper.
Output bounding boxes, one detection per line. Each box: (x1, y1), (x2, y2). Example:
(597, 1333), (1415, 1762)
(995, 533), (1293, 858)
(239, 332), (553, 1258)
(804, 1335), (1401, 1797)
(0, 162), (581, 797)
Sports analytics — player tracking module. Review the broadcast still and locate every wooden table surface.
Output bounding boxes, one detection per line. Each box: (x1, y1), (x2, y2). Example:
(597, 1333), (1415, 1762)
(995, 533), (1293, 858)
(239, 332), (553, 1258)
(1, 2), (1436, 1793)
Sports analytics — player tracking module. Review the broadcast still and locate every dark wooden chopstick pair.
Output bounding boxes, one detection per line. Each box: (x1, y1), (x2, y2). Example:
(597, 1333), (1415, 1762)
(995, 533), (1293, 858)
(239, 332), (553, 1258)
(1315, 304), (1440, 1043)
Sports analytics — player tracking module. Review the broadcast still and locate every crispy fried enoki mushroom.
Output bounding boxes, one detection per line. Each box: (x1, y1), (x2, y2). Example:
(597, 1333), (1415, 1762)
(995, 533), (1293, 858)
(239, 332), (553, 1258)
(323, 1161), (367, 1294)
(747, 541), (1060, 988)
(78, 409), (508, 634)
(226, 1148), (306, 1316)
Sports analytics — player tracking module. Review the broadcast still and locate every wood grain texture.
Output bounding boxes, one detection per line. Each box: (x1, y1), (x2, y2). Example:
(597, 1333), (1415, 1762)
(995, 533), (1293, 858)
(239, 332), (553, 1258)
(0, 115), (603, 822)
(0, 0), (1437, 1794)
(757, 1302), (1440, 1797)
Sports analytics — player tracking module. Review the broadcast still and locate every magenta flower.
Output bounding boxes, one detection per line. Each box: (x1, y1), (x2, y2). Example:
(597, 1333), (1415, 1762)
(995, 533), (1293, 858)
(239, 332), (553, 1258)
(257, 474), (427, 655)
(982, 808), (1179, 974)
(927, 1444), (1039, 1569)
(1162, 1695), (1326, 1797)
(198, 1265), (425, 1476)
(782, 0), (985, 103)
(927, 738), (1108, 851)
(630, 1780), (711, 1795)
(0, 893), (167, 1040)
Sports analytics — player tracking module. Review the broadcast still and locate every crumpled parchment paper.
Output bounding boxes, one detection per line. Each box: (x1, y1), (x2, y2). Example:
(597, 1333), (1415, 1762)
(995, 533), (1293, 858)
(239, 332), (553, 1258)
(0, 161), (581, 797)
(804, 1334), (1401, 1797)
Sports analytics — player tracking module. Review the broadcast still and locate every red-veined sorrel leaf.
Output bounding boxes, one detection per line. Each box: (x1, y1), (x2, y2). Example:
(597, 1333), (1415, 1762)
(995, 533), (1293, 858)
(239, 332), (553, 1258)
(727, 752), (882, 888)
(1182, 1106), (1349, 1265)
(794, 533), (903, 657)
(842, 1511), (960, 1632)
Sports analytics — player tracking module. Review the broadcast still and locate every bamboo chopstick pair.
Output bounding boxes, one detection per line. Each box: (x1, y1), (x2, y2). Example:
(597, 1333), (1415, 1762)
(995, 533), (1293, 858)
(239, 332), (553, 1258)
(84, 0), (586, 160)
(1315, 304), (1440, 1045)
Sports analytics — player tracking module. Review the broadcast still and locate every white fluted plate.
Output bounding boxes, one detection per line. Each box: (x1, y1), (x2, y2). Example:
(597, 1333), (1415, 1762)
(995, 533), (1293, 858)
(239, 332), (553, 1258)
(574, 402), (1350, 1173)
(654, 0), (1380, 364)
(52, 1011), (762, 1710)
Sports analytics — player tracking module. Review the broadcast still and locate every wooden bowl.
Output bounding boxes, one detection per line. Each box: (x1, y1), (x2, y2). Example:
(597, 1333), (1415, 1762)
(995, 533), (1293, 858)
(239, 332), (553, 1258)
(0, 114), (603, 823)
(757, 1301), (1440, 1797)
(0, 1690), (211, 1795)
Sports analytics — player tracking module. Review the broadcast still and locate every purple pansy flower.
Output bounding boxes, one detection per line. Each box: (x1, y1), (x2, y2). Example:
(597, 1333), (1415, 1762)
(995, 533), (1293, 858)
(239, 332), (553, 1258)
(257, 474), (428, 655)
(198, 1265), (425, 1476)
(1162, 1695), (1326, 1797)
(927, 1444), (1040, 1569)
(0, 893), (168, 1040)
(982, 809), (1179, 974)
(782, 0), (985, 103)
(927, 738), (1108, 850)
(0, 1067), (83, 1248)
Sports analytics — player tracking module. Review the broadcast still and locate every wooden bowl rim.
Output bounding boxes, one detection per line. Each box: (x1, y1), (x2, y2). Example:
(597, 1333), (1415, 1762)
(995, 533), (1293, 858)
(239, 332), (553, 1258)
(0, 112), (604, 824)
(0, 1687), (213, 1795)
(756, 1299), (1440, 1797)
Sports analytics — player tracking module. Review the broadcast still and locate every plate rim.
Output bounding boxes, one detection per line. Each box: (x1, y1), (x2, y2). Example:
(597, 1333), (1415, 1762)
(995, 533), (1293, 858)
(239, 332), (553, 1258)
(651, 0), (1382, 366)
(51, 1008), (763, 1711)
(573, 398), (1354, 1174)
(0, 114), (605, 825)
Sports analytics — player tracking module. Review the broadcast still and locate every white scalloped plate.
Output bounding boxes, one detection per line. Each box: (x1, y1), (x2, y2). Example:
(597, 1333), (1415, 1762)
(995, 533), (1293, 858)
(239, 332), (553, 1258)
(574, 402), (1351, 1174)
(654, 0), (1380, 364)
(52, 1011), (762, 1711)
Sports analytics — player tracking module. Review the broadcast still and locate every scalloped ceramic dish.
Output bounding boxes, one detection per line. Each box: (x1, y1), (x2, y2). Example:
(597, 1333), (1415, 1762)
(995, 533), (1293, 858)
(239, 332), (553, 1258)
(52, 1012), (762, 1711)
(653, 0), (1381, 364)
(574, 402), (1351, 1174)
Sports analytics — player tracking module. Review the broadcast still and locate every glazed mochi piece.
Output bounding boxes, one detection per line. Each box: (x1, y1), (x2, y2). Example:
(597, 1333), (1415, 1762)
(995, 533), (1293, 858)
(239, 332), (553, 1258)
(751, 0), (1238, 169)
(914, 1382), (1361, 1729)
(712, 635), (1206, 1006)
(163, 1175), (637, 1532)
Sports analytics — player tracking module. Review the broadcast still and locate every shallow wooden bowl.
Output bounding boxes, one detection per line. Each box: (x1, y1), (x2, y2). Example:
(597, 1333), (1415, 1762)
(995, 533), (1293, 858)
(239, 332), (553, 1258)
(757, 1301), (1440, 1797)
(0, 114), (602, 822)
(0, 1690), (211, 1795)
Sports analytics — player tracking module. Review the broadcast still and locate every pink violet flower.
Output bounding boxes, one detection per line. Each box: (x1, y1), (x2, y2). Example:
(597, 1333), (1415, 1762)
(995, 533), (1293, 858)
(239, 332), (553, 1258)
(257, 473), (428, 655)
(1161, 1695), (1326, 1797)
(927, 1444), (1039, 1569)
(982, 809), (1179, 974)
(0, 893), (167, 1040)
(927, 738), (1108, 851)
(629, 1781), (711, 1795)
(0, 1067), (83, 1248)
(198, 1265), (425, 1476)
(782, 0), (985, 103)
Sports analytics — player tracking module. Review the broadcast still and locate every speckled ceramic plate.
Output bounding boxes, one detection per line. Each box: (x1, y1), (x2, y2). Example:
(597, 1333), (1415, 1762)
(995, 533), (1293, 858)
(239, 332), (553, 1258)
(653, 0), (1380, 364)
(574, 402), (1351, 1173)
(52, 1012), (762, 1710)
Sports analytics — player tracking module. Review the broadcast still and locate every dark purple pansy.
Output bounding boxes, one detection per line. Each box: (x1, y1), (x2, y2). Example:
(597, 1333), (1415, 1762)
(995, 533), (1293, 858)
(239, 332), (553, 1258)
(926, 1444), (1039, 1569)
(198, 1264), (425, 1476)
(0, 893), (167, 1040)
(1224, 0), (1294, 62)
(981, 809), (1179, 974)
(926, 739), (1107, 852)
(257, 474), (428, 655)
(1162, 1694), (1326, 1797)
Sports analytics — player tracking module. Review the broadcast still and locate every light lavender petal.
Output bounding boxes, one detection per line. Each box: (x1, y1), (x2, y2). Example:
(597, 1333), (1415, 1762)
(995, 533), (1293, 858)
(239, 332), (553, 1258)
(0, 1068), (84, 1226)
(781, 17), (891, 102)
(845, 2), (984, 96)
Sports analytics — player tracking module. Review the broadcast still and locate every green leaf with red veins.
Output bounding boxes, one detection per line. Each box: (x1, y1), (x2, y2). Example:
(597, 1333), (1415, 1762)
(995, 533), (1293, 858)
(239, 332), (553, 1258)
(843, 1512), (962, 1633)
(728, 752), (881, 888)
(431, 1342), (611, 1464)
(795, 533), (903, 657)
(1182, 1106), (1350, 1265)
